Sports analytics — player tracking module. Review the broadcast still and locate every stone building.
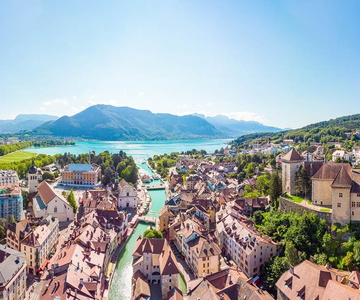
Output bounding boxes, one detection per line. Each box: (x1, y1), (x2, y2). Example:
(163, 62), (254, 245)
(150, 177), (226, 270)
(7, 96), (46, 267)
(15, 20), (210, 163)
(281, 149), (304, 195)
(132, 237), (180, 299)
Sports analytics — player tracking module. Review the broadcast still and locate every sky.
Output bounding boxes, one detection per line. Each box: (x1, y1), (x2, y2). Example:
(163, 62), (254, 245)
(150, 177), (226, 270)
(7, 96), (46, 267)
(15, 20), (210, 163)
(0, 0), (360, 129)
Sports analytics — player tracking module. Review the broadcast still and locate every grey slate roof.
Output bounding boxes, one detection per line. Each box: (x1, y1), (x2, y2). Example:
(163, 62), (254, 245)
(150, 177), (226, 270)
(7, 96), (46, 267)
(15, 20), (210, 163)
(0, 244), (26, 285)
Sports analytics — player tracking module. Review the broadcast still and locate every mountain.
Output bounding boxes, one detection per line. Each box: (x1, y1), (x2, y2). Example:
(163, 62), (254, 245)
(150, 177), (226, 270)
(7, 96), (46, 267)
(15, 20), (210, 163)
(233, 113), (360, 146)
(193, 114), (282, 137)
(33, 105), (221, 140)
(0, 114), (58, 133)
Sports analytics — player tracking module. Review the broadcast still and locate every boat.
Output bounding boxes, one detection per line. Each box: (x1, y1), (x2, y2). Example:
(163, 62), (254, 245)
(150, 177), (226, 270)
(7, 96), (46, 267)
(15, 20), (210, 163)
(141, 174), (153, 183)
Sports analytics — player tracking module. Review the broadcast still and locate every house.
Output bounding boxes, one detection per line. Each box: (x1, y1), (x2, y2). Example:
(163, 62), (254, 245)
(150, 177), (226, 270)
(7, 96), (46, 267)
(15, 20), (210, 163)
(0, 244), (27, 300)
(117, 179), (138, 209)
(332, 150), (351, 162)
(216, 213), (277, 278)
(7, 216), (59, 275)
(81, 189), (117, 215)
(0, 170), (19, 186)
(132, 237), (180, 299)
(276, 260), (352, 300)
(32, 181), (74, 222)
(187, 267), (274, 300)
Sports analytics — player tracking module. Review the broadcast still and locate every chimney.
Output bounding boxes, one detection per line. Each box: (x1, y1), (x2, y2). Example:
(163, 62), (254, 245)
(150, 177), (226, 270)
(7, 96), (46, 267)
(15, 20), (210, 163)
(289, 266), (294, 275)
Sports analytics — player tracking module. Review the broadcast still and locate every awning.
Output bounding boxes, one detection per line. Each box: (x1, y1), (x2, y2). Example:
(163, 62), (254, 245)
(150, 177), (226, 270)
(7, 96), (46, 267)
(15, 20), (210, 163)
(39, 259), (49, 271)
(105, 262), (113, 278)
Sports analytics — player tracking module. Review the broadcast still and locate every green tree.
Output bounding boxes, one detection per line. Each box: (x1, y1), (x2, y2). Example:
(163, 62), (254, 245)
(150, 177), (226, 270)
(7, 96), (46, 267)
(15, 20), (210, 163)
(342, 252), (355, 270)
(269, 171), (282, 206)
(67, 189), (78, 214)
(294, 166), (311, 198)
(285, 241), (300, 266)
(8, 215), (16, 224)
(313, 253), (328, 265)
(42, 171), (55, 181)
(0, 218), (7, 240)
(143, 229), (164, 239)
(263, 256), (289, 292)
(102, 167), (115, 185)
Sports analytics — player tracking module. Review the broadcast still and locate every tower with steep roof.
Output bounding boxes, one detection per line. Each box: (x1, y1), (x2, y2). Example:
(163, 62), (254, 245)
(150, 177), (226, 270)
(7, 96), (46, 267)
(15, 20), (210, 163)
(28, 161), (38, 193)
(281, 149), (304, 195)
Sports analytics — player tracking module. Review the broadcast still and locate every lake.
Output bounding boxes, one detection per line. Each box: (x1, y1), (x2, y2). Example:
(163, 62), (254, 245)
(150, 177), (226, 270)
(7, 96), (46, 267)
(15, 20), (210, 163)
(25, 139), (231, 160)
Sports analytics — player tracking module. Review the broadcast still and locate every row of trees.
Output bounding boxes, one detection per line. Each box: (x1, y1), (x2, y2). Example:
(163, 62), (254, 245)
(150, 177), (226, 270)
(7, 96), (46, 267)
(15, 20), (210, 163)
(0, 141), (33, 156)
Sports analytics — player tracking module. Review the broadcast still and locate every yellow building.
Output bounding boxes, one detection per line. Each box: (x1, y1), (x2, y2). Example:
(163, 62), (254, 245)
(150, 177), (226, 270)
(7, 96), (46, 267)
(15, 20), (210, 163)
(60, 163), (101, 186)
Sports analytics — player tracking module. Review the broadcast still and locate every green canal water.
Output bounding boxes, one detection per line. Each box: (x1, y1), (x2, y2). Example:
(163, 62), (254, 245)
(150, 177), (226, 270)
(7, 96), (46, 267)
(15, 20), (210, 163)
(24, 139), (227, 299)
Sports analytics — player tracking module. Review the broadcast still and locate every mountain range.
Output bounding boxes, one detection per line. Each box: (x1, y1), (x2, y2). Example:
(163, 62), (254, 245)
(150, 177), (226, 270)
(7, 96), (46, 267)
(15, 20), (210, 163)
(0, 114), (58, 133)
(6, 105), (281, 140)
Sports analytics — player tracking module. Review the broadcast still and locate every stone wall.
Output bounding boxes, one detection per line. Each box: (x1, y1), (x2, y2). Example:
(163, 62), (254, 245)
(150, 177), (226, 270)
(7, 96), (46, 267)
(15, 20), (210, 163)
(279, 197), (332, 224)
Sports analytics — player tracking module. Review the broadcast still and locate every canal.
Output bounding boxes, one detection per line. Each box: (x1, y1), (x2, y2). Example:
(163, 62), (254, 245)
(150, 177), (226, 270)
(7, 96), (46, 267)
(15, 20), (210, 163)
(109, 163), (186, 299)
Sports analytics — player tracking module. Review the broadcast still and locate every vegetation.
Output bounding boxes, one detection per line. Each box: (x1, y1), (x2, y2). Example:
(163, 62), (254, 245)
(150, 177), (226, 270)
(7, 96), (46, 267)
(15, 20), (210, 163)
(233, 113), (360, 151)
(148, 153), (178, 178)
(57, 150), (138, 185)
(0, 218), (6, 241)
(0, 153), (57, 178)
(0, 151), (37, 163)
(33, 140), (75, 147)
(143, 229), (164, 239)
(67, 189), (78, 214)
(0, 141), (33, 156)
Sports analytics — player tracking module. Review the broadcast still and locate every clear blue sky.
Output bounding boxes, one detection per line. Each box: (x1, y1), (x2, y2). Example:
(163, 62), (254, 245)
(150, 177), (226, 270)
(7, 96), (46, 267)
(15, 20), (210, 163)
(1, 0), (359, 128)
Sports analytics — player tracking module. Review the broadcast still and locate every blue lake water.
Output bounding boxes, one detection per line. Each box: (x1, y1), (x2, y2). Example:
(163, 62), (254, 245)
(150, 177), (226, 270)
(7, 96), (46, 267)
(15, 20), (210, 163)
(25, 139), (230, 162)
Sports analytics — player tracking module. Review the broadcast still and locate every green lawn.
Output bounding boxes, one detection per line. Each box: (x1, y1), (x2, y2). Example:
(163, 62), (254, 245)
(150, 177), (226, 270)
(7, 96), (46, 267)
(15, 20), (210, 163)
(0, 150), (37, 163)
(284, 194), (304, 203)
(320, 208), (331, 212)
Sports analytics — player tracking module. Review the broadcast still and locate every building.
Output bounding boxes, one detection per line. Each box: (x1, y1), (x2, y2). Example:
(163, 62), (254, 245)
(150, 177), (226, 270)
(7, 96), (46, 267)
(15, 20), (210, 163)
(60, 164), (101, 186)
(187, 267), (274, 300)
(0, 170), (19, 186)
(282, 149), (304, 195)
(6, 216), (59, 275)
(32, 181), (74, 222)
(0, 183), (23, 221)
(118, 179), (138, 209)
(0, 244), (27, 300)
(332, 149), (351, 162)
(311, 162), (360, 224)
(216, 213), (277, 278)
(27, 164), (40, 194)
(159, 206), (175, 232)
(81, 190), (117, 215)
(276, 260), (354, 300)
(132, 237), (180, 299)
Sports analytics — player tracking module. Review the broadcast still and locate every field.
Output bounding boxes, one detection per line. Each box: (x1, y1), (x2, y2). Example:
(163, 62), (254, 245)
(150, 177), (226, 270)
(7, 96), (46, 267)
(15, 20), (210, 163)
(0, 150), (37, 163)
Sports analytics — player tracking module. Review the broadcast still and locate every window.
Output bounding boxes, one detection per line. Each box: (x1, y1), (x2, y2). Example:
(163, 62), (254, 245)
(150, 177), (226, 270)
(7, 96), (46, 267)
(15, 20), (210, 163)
(352, 211), (355, 216)
(337, 203), (341, 208)
(253, 267), (257, 273)
(54, 206), (58, 213)
(352, 202), (356, 207)
(357, 193), (360, 197)
(357, 202), (360, 208)
(339, 193), (343, 198)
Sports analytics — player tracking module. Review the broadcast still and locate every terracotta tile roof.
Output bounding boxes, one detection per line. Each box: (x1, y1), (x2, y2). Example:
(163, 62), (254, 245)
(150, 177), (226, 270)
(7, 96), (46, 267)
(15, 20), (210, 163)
(276, 260), (349, 300)
(133, 270), (151, 300)
(331, 165), (353, 187)
(312, 162), (352, 180)
(321, 279), (360, 300)
(36, 180), (61, 205)
(282, 149), (304, 162)
(166, 287), (183, 300)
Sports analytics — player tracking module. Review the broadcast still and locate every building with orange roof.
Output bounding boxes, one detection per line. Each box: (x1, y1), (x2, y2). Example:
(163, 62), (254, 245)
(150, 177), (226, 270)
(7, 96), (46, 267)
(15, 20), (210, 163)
(132, 237), (180, 299)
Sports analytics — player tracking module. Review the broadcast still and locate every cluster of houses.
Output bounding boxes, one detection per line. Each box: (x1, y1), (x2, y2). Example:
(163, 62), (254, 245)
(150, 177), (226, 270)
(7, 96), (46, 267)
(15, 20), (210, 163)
(127, 157), (278, 299)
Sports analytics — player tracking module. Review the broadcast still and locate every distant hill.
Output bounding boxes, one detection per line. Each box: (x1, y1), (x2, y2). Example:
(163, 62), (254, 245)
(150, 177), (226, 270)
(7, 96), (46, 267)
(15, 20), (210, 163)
(193, 114), (282, 137)
(32, 105), (222, 140)
(233, 113), (360, 146)
(0, 114), (58, 133)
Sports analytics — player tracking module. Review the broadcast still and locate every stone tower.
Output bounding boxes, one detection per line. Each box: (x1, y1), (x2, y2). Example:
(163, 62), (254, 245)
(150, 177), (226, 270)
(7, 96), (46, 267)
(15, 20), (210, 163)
(28, 162), (38, 193)
(282, 149), (304, 195)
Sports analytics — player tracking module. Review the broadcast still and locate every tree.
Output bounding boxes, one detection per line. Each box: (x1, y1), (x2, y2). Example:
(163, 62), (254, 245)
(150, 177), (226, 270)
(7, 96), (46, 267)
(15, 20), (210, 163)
(67, 189), (78, 214)
(0, 218), (7, 240)
(294, 166), (311, 198)
(143, 229), (163, 239)
(269, 171), (282, 205)
(263, 256), (289, 292)
(313, 253), (328, 265)
(285, 241), (300, 266)
(22, 190), (29, 209)
(42, 171), (55, 181)
(342, 252), (355, 270)
(8, 215), (16, 225)
(102, 167), (115, 186)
